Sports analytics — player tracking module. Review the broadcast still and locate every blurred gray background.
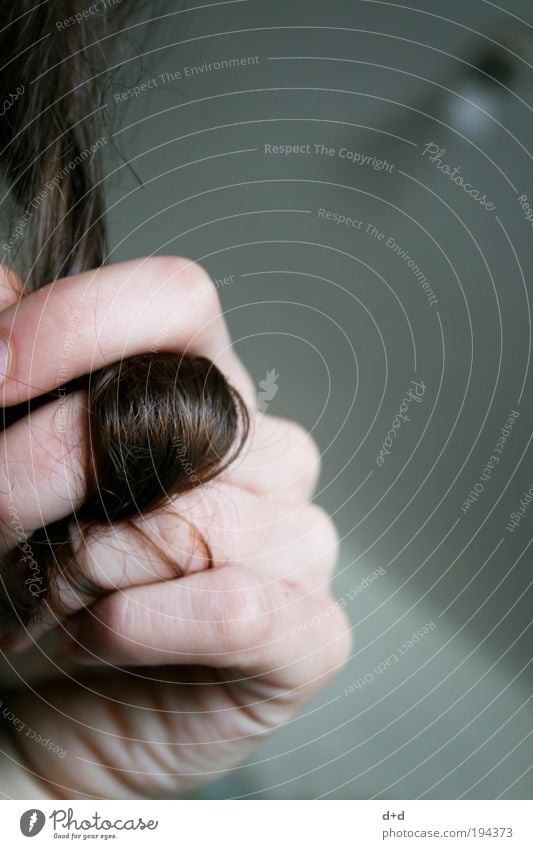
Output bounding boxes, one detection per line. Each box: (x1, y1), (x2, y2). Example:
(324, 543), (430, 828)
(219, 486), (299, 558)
(104, 0), (532, 798)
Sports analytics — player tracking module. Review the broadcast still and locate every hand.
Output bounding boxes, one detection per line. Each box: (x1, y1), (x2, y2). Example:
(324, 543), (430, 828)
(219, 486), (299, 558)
(0, 258), (351, 799)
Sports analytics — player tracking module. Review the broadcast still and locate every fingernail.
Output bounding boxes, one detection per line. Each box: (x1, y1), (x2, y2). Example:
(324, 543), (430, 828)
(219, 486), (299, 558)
(0, 631), (33, 654)
(0, 337), (10, 382)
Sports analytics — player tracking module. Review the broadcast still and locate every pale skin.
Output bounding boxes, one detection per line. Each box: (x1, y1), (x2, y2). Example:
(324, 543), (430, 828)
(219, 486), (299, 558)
(0, 257), (351, 799)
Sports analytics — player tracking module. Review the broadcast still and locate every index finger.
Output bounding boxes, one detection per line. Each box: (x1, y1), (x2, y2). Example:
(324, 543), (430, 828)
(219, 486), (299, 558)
(0, 256), (255, 407)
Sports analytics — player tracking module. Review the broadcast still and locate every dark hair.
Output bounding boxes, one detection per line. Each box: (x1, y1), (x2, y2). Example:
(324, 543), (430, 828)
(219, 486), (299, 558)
(0, 2), (249, 637)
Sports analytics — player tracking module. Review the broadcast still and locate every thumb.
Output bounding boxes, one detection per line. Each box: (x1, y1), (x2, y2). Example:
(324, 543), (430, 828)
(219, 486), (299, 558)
(0, 264), (24, 379)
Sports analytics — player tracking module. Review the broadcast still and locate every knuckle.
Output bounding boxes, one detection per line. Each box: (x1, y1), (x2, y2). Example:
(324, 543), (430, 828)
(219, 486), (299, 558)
(314, 596), (353, 677)
(305, 505), (340, 571)
(282, 419), (322, 493)
(211, 568), (273, 655)
(148, 254), (188, 282)
(156, 256), (220, 321)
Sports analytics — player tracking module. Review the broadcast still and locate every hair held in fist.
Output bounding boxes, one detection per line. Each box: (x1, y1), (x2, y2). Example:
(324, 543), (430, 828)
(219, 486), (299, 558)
(0, 2), (249, 637)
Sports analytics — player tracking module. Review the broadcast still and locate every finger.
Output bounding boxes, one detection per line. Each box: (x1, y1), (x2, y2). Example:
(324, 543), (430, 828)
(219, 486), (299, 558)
(227, 414), (321, 503)
(75, 488), (338, 588)
(0, 256), (255, 407)
(5, 486), (338, 652)
(61, 566), (351, 685)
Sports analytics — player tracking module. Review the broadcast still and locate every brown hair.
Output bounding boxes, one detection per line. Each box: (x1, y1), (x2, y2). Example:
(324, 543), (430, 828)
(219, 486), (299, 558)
(0, 2), (248, 637)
